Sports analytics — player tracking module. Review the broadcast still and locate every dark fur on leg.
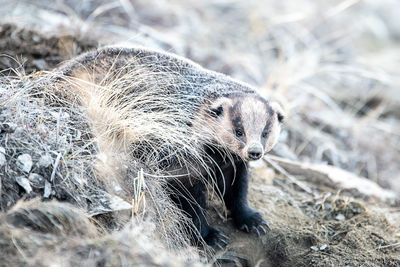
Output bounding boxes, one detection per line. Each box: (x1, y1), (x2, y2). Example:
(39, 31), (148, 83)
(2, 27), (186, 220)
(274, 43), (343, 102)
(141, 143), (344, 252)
(209, 147), (270, 236)
(167, 179), (227, 248)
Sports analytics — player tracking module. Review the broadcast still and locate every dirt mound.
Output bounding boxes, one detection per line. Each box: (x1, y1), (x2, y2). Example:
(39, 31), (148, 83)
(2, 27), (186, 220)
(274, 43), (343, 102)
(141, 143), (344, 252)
(206, 164), (400, 266)
(0, 200), (201, 267)
(0, 23), (97, 75)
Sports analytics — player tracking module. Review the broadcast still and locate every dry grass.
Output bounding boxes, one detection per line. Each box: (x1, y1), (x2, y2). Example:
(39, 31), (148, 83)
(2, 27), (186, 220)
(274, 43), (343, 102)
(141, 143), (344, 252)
(0, 69), (203, 263)
(0, 199), (202, 266)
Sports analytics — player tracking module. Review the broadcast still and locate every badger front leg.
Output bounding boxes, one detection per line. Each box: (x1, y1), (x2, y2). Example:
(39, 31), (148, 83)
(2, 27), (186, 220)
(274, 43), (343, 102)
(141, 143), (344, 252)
(167, 179), (228, 249)
(220, 160), (270, 236)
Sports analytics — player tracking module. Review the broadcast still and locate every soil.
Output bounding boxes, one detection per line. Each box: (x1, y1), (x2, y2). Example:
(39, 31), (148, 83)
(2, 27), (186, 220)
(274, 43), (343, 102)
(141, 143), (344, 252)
(208, 165), (400, 266)
(0, 23), (399, 267)
(0, 24), (97, 75)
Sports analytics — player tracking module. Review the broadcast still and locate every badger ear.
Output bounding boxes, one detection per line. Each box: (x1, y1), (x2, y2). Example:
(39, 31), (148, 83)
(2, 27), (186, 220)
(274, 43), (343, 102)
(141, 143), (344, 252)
(270, 101), (285, 123)
(210, 97), (232, 118)
(210, 105), (224, 118)
(277, 111), (285, 123)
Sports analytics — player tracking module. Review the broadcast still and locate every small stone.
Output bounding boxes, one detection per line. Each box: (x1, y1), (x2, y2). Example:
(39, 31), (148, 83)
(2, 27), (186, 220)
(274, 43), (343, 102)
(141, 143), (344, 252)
(71, 173), (86, 186)
(29, 173), (45, 188)
(112, 180), (122, 193)
(335, 214), (346, 221)
(87, 190), (132, 216)
(320, 244), (327, 250)
(0, 147), (6, 166)
(32, 34), (40, 42)
(43, 180), (52, 198)
(38, 153), (53, 168)
(310, 246), (319, 252)
(324, 203), (333, 211)
(16, 154), (33, 173)
(50, 110), (70, 120)
(14, 126), (24, 136)
(33, 59), (48, 70)
(16, 176), (32, 194)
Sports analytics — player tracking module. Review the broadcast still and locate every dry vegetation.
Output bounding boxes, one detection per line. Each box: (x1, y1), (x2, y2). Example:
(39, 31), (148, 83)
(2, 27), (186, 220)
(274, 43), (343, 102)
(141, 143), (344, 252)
(0, 0), (399, 266)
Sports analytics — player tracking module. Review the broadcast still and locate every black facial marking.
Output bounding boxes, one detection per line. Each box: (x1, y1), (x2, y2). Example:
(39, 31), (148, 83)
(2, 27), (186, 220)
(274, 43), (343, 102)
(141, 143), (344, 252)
(232, 116), (242, 129)
(277, 112), (284, 123)
(230, 101), (246, 146)
(233, 116), (245, 139)
(210, 104), (224, 118)
(231, 101), (243, 130)
(235, 128), (244, 137)
(261, 121), (271, 141)
(261, 104), (277, 141)
(261, 131), (268, 138)
(266, 105), (274, 117)
(231, 100), (241, 115)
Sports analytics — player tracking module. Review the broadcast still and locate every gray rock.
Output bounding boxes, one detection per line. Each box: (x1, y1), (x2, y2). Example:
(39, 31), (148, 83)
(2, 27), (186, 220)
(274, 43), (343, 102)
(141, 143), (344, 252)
(335, 214), (346, 221)
(16, 154), (33, 173)
(50, 110), (70, 120)
(16, 176), (32, 194)
(71, 173), (86, 186)
(43, 180), (52, 198)
(33, 59), (48, 70)
(38, 153), (53, 168)
(87, 190), (133, 216)
(29, 173), (45, 188)
(310, 246), (319, 252)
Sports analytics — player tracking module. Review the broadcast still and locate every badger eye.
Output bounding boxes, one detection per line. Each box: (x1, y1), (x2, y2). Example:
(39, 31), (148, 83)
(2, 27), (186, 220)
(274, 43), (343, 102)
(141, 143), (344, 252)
(235, 128), (244, 137)
(277, 112), (284, 123)
(262, 132), (268, 138)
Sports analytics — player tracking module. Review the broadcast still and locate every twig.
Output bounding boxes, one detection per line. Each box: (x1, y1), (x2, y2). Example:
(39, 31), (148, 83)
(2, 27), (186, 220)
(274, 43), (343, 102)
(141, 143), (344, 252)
(263, 156), (313, 194)
(377, 242), (400, 250)
(56, 107), (62, 145)
(50, 152), (62, 183)
(11, 235), (29, 263)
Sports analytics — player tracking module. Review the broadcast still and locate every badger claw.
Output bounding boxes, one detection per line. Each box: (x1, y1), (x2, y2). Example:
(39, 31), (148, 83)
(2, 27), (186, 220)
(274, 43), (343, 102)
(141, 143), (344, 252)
(219, 232), (229, 240)
(262, 220), (271, 231)
(219, 237), (228, 245)
(236, 210), (271, 237)
(259, 225), (267, 234)
(204, 227), (229, 253)
(252, 226), (261, 237)
(207, 246), (216, 254)
(215, 242), (224, 250)
(240, 224), (250, 233)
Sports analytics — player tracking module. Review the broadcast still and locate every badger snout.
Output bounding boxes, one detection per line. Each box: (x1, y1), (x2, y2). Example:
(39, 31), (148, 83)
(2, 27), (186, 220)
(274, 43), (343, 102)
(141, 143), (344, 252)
(247, 144), (263, 160)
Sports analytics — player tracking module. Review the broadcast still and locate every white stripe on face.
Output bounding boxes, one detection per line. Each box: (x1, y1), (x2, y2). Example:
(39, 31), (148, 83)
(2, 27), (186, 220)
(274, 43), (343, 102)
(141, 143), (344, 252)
(238, 97), (281, 160)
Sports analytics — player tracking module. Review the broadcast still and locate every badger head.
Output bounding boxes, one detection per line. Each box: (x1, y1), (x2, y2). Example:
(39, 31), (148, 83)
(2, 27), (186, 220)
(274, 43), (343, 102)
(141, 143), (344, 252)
(208, 95), (284, 161)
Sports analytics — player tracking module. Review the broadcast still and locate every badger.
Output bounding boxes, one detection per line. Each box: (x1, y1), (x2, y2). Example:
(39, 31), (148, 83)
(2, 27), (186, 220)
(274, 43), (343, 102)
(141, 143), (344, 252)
(54, 46), (284, 249)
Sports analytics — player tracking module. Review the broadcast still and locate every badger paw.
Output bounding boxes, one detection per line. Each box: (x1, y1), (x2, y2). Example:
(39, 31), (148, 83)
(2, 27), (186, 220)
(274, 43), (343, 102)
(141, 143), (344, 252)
(235, 211), (271, 237)
(204, 227), (229, 252)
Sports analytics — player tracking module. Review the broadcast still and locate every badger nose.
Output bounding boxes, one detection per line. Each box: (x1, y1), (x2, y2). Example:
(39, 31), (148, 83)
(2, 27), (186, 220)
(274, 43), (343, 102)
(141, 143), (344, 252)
(247, 146), (263, 160)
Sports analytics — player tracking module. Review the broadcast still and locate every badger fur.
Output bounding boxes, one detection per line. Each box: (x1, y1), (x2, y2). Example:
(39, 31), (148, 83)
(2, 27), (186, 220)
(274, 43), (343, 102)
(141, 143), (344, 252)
(54, 46), (284, 249)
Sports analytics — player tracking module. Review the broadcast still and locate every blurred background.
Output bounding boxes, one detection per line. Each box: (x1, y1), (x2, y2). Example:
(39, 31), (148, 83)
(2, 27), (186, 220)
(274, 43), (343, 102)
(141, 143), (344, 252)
(1, 0), (399, 193)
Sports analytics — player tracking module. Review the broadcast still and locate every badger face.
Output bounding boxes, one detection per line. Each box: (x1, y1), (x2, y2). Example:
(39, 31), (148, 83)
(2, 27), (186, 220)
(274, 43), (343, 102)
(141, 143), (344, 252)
(209, 96), (284, 161)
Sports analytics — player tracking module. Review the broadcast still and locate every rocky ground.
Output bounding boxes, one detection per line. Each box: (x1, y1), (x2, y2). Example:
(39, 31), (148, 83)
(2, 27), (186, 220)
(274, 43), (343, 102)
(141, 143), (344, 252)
(0, 0), (399, 266)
